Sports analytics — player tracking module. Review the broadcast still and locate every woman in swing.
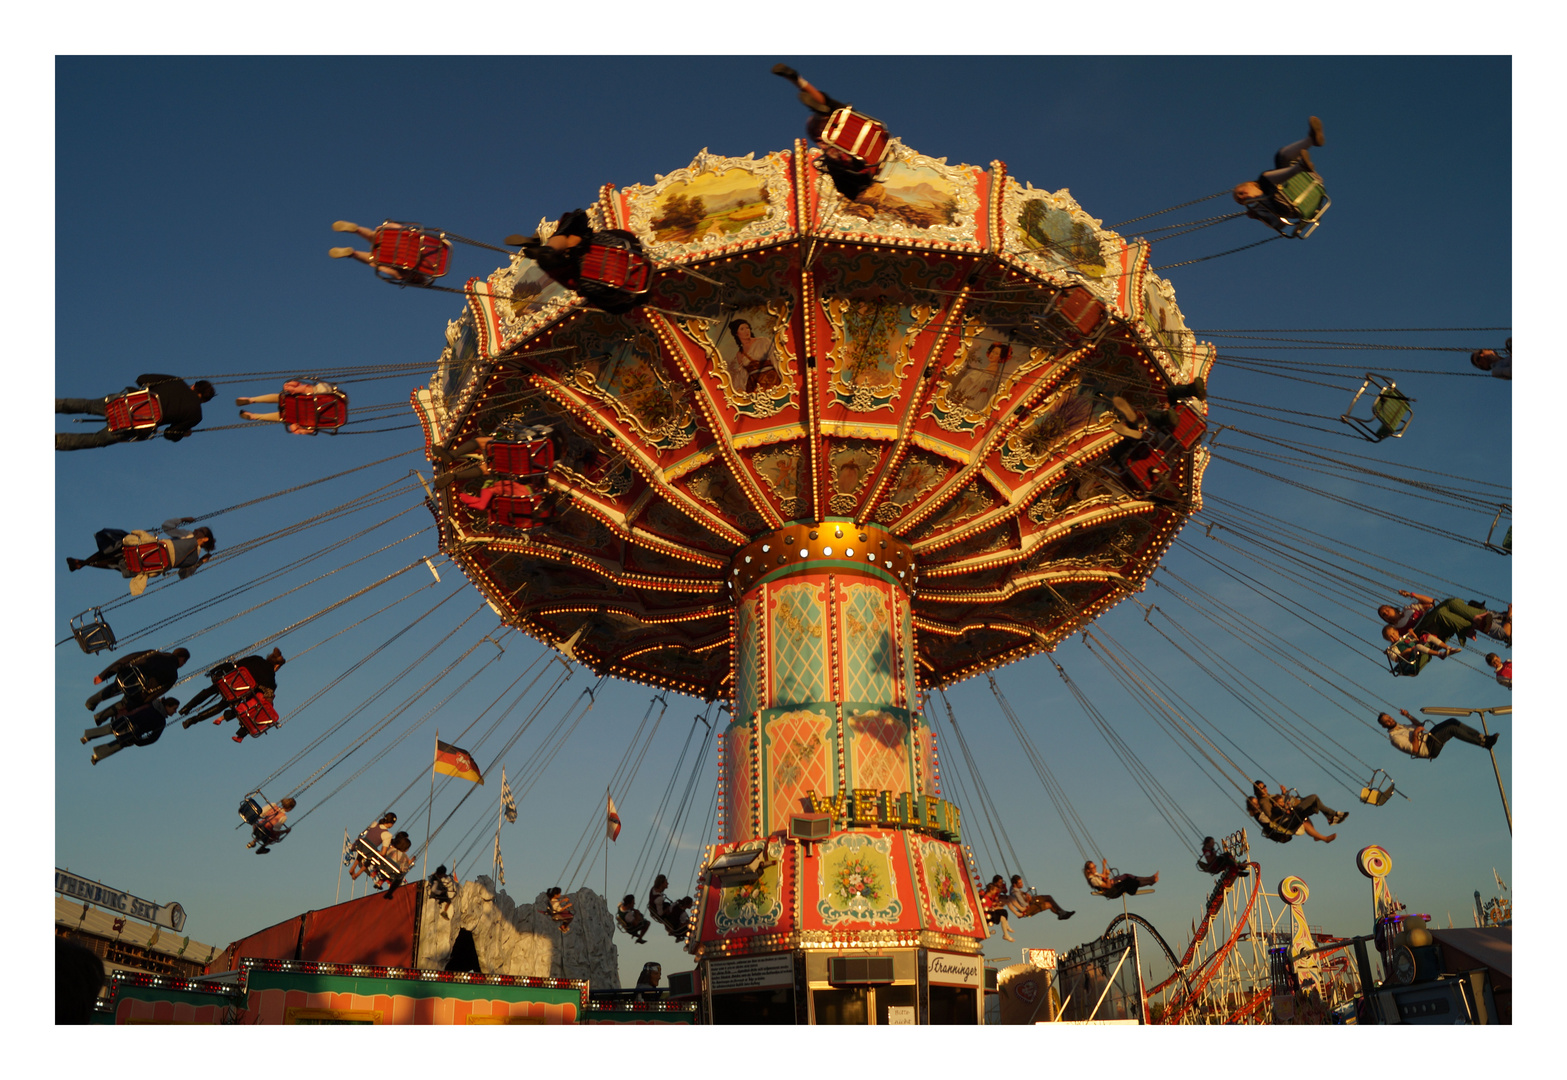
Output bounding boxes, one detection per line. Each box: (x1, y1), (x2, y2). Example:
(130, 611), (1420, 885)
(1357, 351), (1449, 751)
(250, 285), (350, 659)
(1083, 859), (1158, 899)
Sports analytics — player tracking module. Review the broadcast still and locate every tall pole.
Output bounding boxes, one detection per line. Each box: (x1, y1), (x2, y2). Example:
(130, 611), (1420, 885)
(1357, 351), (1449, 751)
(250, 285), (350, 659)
(1479, 711), (1511, 835)
(604, 786), (610, 904)
(494, 794), (504, 891)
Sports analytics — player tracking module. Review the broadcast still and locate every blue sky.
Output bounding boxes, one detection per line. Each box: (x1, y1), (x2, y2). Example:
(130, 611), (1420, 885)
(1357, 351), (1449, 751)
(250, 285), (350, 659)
(45, 51), (1518, 1014)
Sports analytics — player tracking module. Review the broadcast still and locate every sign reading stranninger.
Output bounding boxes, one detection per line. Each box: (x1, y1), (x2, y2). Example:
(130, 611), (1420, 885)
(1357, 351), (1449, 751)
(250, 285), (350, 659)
(55, 869), (186, 932)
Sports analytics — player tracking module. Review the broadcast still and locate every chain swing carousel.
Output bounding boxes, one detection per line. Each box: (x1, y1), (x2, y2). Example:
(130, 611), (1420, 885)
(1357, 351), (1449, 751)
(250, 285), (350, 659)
(409, 119), (1214, 1023)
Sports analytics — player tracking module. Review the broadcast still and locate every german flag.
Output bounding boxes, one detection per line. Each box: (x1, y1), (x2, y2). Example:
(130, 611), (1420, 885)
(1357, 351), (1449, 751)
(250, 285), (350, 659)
(434, 739), (483, 784)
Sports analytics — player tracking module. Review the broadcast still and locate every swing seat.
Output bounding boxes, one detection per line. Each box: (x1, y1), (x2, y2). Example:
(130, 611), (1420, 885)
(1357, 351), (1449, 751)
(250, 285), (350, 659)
(279, 388), (348, 433)
(1162, 404), (1206, 452)
(1272, 171), (1330, 238)
(1360, 770), (1395, 806)
(1054, 285), (1108, 340)
(231, 693), (280, 739)
(122, 540), (172, 575)
(1485, 508), (1511, 555)
(485, 438), (555, 477)
(239, 797), (290, 845)
(348, 837), (407, 887)
(216, 666), (260, 703)
(818, 107), (893, 170)
(1341, 375), (1413, 442)
(488, 492), (553, 530)
(370, 223), (451, 281)
(71, 609), (117, 654)
(104, 390), (162, 435)
(579, 236), (654, 295)
(1124, 444), (1172, 493)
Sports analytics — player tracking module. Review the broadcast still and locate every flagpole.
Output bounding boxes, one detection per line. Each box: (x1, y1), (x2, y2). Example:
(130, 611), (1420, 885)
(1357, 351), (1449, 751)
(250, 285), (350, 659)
(604, 786), (610, 904)
(495, 786), (504, 890)
(424, 731), (437, 885)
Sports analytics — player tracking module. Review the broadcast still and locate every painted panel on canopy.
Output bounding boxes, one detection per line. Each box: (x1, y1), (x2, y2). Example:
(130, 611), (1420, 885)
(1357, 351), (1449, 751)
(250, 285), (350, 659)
(684, 300), (802, 426)
(558, 319), (702, 455)
(536, 507), (625, 565)
(987, 367), (1127, 477)
(816, 285), (942, 420)
(623, 150), (796, 260)
(821, 438), (893, 520)
(918, 292), (1081, 444)
(1136, 271), (1202, 382)
(811, 149), (987, 250)
(762, 707), (836, 837)
(678, 459), (769, 536)
(1003, 183), (1115, 281)
(903, 473), (1006, 546)
(743, 441), (811, 523)
(869, 448), (963, 529)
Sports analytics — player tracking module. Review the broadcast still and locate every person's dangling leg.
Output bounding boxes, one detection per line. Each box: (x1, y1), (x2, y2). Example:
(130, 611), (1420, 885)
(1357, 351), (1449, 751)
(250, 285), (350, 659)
(57, 428), (124, 451)
(333, 221), (379, 244)
(1038, 894), (1075, 920)
(57, 398), (108, 416)
(81, 723), (114, 744)
(1300, 820), (1336, 843)
(237, 393), (281, 407)
(1428, 717), (1495, 750)
(90, 741), (124, 765)
(239, 411), (282, 422)
(86, 677), (123, 710)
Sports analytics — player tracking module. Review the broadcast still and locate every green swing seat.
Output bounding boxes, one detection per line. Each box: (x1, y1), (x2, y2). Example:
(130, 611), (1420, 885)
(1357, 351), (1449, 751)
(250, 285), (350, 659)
(1272, 170), (1330, 237)
(1342, 375), (1413, 442)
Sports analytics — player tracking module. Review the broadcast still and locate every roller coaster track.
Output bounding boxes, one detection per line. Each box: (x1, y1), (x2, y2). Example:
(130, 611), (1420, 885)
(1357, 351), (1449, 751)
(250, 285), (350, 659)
(1143, 863), (1255, 996)
(1226, 986), (1273, 1024)
(1161, 863), (1266, 1025)
(1101, 911), (1194, 1003)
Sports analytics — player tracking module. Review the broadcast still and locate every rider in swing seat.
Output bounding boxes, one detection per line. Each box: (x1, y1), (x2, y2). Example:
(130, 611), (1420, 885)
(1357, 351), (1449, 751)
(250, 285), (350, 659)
(1233, 117), (1328, 237)
(1083, 859), (1158, 899)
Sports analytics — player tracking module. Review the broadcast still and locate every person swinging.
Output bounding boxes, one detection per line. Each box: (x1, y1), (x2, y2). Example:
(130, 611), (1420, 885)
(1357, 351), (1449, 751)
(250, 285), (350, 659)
(1083, 859), (1158, 899)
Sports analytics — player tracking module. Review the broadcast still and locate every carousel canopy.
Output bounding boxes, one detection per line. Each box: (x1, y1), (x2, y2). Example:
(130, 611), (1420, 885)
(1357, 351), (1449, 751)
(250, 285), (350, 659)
(415, 140), (1213, 699)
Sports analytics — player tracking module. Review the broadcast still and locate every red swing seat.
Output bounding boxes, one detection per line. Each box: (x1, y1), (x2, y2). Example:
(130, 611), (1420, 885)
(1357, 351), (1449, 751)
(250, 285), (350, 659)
(818, 107), (893, 170)
(104, 390), (162, 435)
(122, 541), (171, 575)
(279, 388), (349, 433)
(370, 223), (452, 281)
(1124, 444), (1172, 493)
(487, 493), (554, 530)
(232, 694), (280, 739)
(580, 237), (654, 294)
(485, 438), (555, 477)
(216, 666), (260, 703)
(1161, 404), (1206, 451)
(1053, 286), (1108, 340)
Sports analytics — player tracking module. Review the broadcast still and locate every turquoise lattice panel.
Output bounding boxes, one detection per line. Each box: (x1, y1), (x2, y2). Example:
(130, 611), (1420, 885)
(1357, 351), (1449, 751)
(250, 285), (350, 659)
(769, 581), (828, 707)
(840, 583), (896, 706)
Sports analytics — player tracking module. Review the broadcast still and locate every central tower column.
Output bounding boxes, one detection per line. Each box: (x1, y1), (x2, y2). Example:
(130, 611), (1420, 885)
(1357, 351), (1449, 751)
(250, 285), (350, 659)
(691, 519), (989, 1025)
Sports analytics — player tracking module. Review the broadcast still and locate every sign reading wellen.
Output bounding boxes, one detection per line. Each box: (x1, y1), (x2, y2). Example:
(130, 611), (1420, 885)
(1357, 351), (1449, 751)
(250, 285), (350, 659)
(55, 869), (186, 932)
